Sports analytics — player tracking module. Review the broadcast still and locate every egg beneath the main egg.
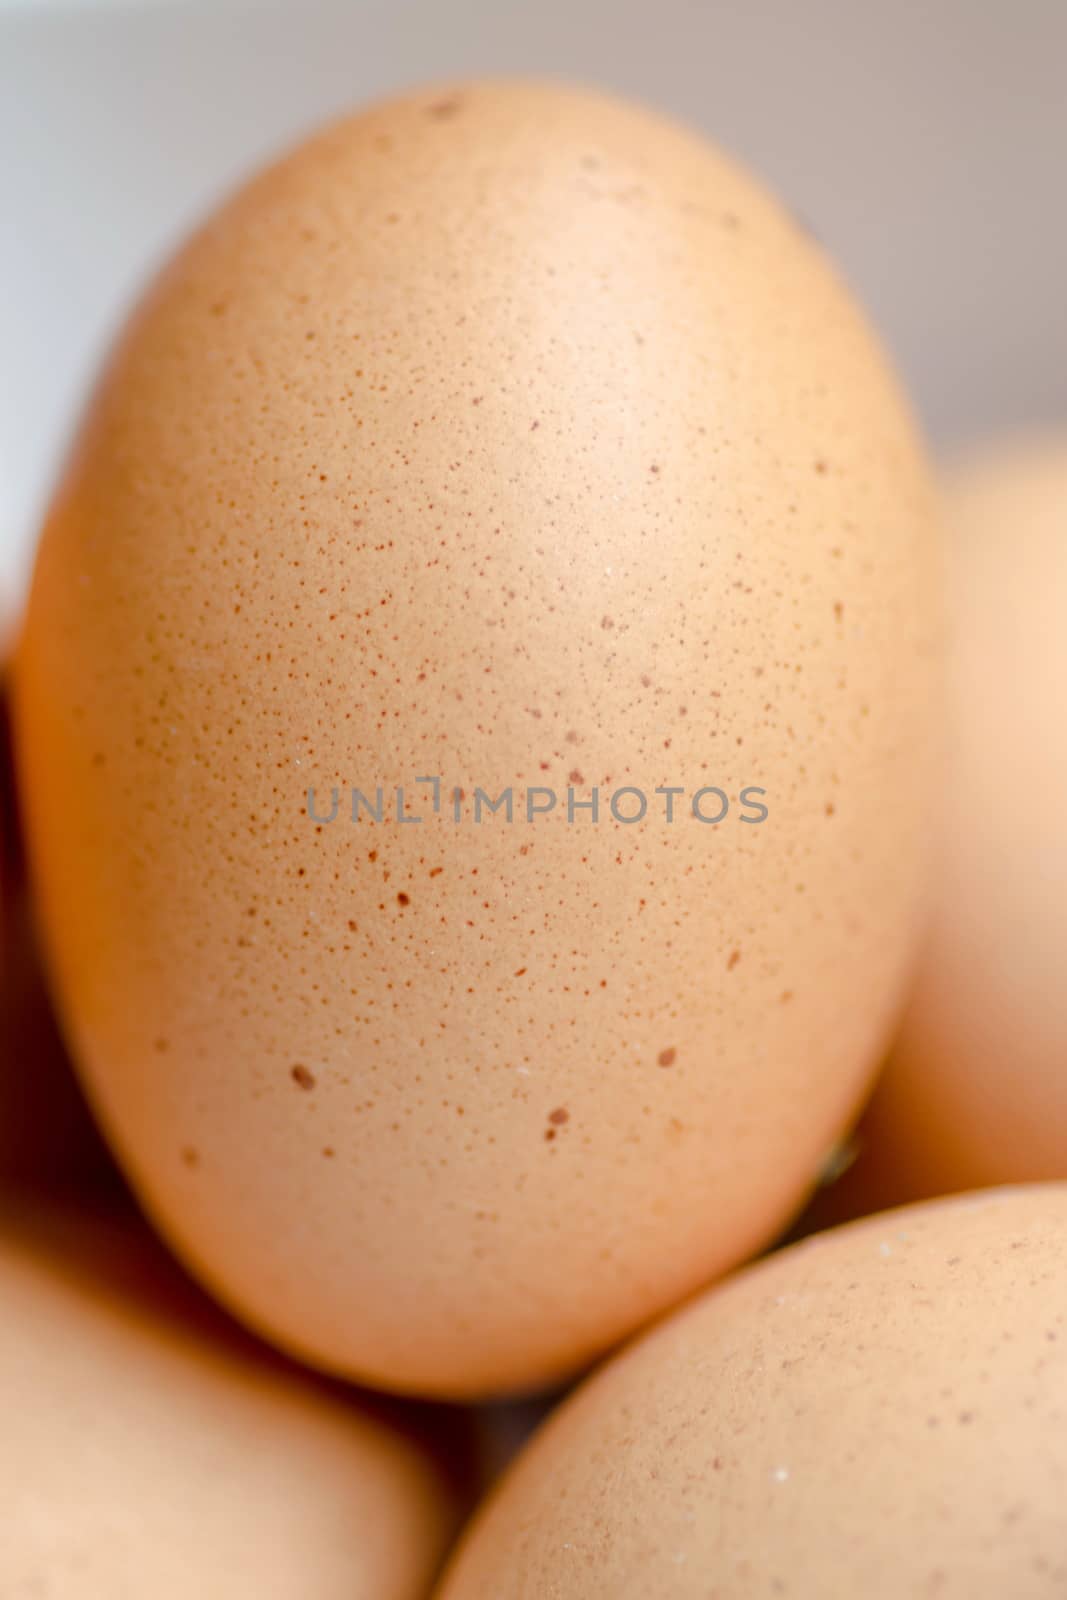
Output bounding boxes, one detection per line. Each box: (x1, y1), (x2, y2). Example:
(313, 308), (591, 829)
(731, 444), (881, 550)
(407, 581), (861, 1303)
(438, 1186), (1067, 1598)
(0, 1207), (457, 1598)
(14, 80), (942, 1396)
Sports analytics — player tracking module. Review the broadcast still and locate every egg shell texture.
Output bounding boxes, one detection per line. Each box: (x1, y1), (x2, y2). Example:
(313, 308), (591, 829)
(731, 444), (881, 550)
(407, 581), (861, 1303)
(439, 1185), (1067, 1598)
(14, 81), (942, 1394)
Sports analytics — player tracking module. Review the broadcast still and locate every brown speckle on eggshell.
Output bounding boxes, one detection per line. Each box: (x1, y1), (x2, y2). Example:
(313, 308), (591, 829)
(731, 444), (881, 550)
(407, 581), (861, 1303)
(13, 80), (942, 1396)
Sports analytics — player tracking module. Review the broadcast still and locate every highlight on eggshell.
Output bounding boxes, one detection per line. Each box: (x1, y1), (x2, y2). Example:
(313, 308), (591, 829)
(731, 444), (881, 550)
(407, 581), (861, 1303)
(437, 1185), (1067, 1599)
(11, 79), (943, 1398)
(816, 432), (1067, 1214)
(0, 1204), (459, 1599)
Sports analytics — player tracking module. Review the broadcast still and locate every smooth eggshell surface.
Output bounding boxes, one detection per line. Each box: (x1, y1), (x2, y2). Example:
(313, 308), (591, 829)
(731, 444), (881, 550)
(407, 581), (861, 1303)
(14, 81), (941, 1395)
(438, 1186), (1067, 1599)
(0, 1207), (456, 1598)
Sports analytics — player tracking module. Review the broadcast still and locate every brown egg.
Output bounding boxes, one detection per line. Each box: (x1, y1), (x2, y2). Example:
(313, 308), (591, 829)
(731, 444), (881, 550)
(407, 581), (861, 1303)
(0, 1204), (456, 1597)
(13, 81), (942, 1396)
(831, 434), (1067, 1207)
(439, 1186), (1067, 1598)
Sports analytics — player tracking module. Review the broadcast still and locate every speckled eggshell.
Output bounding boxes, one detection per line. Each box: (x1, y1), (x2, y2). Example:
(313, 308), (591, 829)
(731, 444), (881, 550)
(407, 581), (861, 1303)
(439, 1185), (1067, 1599)
(838, 436), (1067, 1204)
(13, 81), (942, 1396)
(0, 1207), (456, 1598)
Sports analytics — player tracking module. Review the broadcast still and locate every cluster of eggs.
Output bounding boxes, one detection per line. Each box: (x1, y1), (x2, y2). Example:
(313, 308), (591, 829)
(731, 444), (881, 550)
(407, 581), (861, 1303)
(2, 81), (1064, 1596)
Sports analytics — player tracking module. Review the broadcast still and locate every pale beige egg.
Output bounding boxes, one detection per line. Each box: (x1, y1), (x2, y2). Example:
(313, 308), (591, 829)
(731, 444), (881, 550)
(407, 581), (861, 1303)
(439, 1186), (1067, 1599)
(0, 1205), (456, 1598)
(836, 434), (1067, 1205)
(13, 80), (942, 1396)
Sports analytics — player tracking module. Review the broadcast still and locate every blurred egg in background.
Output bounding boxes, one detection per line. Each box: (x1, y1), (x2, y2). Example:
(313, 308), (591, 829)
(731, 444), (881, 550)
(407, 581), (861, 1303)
(814, 433), (1067, 1215)
(0, 1203), (460, 1598)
